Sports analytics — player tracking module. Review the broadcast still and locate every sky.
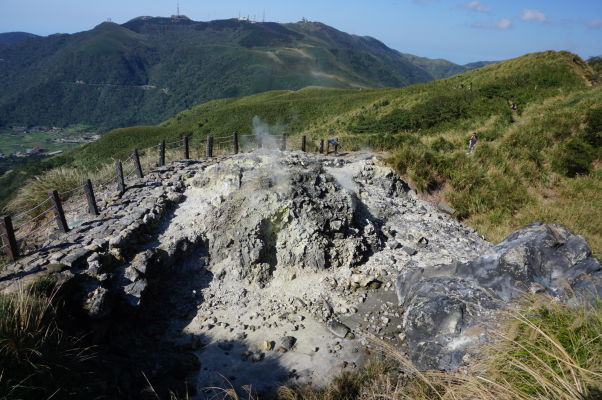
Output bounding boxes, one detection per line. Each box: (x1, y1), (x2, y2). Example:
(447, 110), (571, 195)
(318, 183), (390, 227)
(0, 0), (601, 64)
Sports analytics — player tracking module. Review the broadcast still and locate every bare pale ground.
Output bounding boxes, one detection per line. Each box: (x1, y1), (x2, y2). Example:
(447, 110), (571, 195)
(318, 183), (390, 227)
(137, 150), (489, 397)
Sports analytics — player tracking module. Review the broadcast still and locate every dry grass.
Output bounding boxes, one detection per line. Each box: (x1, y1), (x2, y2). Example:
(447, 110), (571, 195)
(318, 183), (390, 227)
(4, 167), (84, 216)
(276, 299), (602, 400)
(466, 165), (602, 256)
(0, 278), (93, 399)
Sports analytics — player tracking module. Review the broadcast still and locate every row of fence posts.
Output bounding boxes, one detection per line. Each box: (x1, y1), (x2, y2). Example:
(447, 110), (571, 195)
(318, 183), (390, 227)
(1, 134), (340, 261)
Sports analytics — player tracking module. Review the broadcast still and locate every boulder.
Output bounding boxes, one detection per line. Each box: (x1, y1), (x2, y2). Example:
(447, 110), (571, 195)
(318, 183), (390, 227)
(395, 222), (602, 370)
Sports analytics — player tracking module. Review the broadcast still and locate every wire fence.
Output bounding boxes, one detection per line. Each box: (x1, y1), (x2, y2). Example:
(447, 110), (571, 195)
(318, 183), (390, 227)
(1, 133), (320, 261)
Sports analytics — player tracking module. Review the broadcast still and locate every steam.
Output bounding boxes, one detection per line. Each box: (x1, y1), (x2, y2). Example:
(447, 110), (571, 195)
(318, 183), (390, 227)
(325, 164), (360, 194)
(246, 116), (291, 192)
(250, 116), (285, 150)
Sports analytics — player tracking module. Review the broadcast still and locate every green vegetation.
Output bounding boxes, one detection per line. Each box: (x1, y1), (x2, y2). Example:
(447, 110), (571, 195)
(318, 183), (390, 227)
(0, 32), (38, 45)
(276, 299), (602, 400)
(589, 56), (602, 75)
(5, 167), (85, 215)
(2, 50), (601, 257)
(1, 49), (601, 400)
(0, 126), (95, 157)
(0, 18), (484, 130)
(0, 279), (92, 399)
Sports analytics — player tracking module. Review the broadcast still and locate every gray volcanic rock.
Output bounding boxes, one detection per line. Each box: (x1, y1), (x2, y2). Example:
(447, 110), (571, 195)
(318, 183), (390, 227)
(1, 150), (600, 396)
(194, 153), (383, 285)
(395, 222), (602, 370)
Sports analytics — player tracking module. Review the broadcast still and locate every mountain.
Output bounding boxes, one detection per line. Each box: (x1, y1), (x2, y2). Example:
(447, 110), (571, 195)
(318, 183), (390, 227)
(399, 53), (495, 80)
(0, 18), (488, 129)
(7, 50), (598, 255)
(0, 32), (39, 45)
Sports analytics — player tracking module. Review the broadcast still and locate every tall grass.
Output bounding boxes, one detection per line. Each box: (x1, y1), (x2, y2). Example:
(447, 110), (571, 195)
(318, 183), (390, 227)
(4, 167), (85, 216)
(0, 279), (92, 399)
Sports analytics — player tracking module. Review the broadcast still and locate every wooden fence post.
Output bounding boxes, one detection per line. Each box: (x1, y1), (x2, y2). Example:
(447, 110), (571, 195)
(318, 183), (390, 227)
(280, 134), (287, 151)
(115, 161), (125, 195)
(83, 179), (99, 216)
(49, 190), (69, 233)
(326, 139), (330, 155)
(301, 135), (306, 152)
(233, 132), (239, 154)
(159, 140), (166, 166)
(206, 136), (214, 157)
(184, 136), (190, 159)
(319, 139), (324, 154)
(133, 149), (143, 179)
(0, 215), (19, 261)
(334, 138), (339, 154)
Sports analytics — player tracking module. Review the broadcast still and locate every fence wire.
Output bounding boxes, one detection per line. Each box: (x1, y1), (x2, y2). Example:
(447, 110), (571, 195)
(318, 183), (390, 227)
(2, 133), (307, 261)
(166, 138), (183, 146)
(16, 219), (54, 243)
(12, 197), (52, 222)
(14, 206), (53, 230)
(60, 184), (85, 198)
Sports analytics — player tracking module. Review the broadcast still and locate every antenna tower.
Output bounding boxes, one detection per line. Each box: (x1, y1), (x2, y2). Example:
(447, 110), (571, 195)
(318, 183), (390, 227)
(177, 0), (180, 16)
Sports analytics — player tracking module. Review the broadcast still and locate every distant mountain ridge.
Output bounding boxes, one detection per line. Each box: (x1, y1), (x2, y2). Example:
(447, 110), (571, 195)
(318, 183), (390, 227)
(398, 53), (495, 80)
(0, 17), (491, 129)
(0, 32), (39, 45)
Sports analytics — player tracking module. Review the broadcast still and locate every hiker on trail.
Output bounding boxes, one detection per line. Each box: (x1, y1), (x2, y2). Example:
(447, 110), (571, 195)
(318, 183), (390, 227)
(468, 134), (477, 154)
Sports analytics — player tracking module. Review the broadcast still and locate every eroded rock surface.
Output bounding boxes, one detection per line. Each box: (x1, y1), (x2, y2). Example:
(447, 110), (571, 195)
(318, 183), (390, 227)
(1, 149), (600, 398)
(394, 222), (602, 369)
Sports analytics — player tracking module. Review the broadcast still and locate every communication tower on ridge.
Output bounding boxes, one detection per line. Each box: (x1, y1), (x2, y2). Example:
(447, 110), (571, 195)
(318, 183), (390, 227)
(171, 1), (188, 21)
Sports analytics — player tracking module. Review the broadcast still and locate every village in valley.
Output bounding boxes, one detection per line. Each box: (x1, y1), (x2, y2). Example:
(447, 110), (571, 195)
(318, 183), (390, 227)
(0, 125), (100, 160)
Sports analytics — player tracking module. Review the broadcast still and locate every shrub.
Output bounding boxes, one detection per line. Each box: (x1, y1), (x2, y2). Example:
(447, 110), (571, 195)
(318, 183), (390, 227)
(430, 137), (455, 152)
(552, 137), (596, 177)
(584, 108), (602, 148)
(479, 129), (502, 142)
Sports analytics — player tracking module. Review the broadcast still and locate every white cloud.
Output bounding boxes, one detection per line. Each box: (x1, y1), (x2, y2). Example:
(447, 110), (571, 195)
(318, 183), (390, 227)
(459, 1), (491, 13)
(586, 19), (602, 28)
(522, 9), (547, 23)
(497, 18), (512, 29)
(471, 18), (512, 30)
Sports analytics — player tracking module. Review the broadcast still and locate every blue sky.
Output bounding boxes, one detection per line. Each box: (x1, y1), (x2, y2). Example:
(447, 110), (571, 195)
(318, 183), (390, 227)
(0, 0), (601, 64)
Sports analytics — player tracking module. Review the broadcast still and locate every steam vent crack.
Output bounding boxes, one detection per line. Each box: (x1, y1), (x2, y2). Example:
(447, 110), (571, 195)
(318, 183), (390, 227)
(2, 150), (601, 399)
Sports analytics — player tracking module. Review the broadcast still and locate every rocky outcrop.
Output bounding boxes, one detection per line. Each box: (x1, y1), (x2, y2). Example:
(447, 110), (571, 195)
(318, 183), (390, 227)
(395, 222), (602, 369)
(192, 154), (384, 285)
(0, 149), (600, 397)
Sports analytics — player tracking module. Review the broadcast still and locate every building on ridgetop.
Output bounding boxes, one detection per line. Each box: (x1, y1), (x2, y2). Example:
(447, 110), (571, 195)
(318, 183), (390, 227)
(26, 146), (42, 155)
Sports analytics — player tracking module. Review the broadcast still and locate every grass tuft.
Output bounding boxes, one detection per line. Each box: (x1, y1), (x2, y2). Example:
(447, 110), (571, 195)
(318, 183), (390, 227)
(4, 167), (85, 217)
(0, 280), (92, 399)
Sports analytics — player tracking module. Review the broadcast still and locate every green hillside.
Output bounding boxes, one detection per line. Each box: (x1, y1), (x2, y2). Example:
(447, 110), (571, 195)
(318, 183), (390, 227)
(3, 50), (602, 254)
(589, 56), (602, 75)
(0, 18), (486, 130)
(398, 53), (495, 79)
